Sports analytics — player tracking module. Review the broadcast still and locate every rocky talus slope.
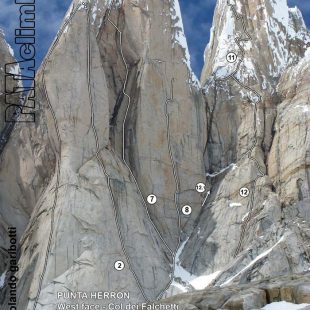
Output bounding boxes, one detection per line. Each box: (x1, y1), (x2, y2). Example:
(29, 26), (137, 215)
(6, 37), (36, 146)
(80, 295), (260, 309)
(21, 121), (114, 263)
(159, 273), (310, 309)
(0, 0), (309, 309)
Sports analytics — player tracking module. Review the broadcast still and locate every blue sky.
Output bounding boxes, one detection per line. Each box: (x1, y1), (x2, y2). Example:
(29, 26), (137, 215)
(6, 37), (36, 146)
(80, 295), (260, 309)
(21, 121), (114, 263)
(0, 0), (309, 78)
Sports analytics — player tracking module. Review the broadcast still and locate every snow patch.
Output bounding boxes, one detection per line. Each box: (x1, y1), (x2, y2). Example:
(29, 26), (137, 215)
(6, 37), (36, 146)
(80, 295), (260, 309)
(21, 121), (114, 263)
(7, 44), (14, 57)
(174, 239), (221, 290)
(9, 63), (20, 76)
(236, 1), (242, 14)
(174, 238), (193, 283)
(189, 271), (222, 290)
(270, 0), (290, 29)
(262, 301), (310, 310)
(7, 63), (23, 88)
(229, 202), (242, 208)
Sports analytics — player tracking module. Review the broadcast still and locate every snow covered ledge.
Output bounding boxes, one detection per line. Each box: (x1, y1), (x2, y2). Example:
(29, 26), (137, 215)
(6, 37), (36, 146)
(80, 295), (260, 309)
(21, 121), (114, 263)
(262, 301), (310, 310)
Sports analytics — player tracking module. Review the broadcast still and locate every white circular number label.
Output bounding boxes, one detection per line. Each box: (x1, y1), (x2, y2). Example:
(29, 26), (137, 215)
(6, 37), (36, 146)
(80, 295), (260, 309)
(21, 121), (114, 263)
(239, 187), (250, 197)
(226, 52), (237, 63)
(182, 205), (192, 216)
(114, 260), (125, 271)
(195, 183), (206, 193)
(147, 194), (157, 205)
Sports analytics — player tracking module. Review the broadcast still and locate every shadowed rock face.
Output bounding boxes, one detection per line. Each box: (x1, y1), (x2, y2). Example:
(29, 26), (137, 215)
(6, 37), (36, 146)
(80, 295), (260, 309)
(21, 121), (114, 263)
(180, 0), (310, 290)
(0, 0), (309, 308)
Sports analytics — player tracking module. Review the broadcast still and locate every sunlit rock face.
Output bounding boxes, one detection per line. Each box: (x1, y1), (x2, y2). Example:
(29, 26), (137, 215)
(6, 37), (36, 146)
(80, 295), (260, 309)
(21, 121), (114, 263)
(0, 0), (206, 308)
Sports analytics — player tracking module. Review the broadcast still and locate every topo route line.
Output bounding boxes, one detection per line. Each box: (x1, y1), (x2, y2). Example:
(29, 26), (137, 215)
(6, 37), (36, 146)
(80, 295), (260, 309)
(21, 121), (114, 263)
(107, 0), (190, 299)
(212, 1), (265, 257)
(21, 0), (264, 306)
(87, 6), (150, 302)
(33, 3), (82, 308)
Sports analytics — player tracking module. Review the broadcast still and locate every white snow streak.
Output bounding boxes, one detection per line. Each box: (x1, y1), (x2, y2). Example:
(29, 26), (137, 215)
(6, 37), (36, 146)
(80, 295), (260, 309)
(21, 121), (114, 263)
(174, 239), (221, 290)
(229, 202), (242, 208)
(206, 163), (237, 178)
(221, 236), (285, 286)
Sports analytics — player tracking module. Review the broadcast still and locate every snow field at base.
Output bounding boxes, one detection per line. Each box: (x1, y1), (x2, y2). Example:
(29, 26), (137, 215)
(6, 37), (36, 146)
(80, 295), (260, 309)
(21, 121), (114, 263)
(173, 239), (222, 290)
(262, 301), (310, 310)
(189, 271), (222, 290)
(173, 238), (193, 284)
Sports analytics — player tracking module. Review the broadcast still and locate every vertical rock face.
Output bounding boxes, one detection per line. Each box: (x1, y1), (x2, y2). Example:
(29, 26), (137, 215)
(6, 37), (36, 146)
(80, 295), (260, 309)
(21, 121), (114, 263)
(180, 0), (310, 289)
(0, 0), (310, 308)
(0, 31), (24, 275)
(0, 0), (207, 308)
